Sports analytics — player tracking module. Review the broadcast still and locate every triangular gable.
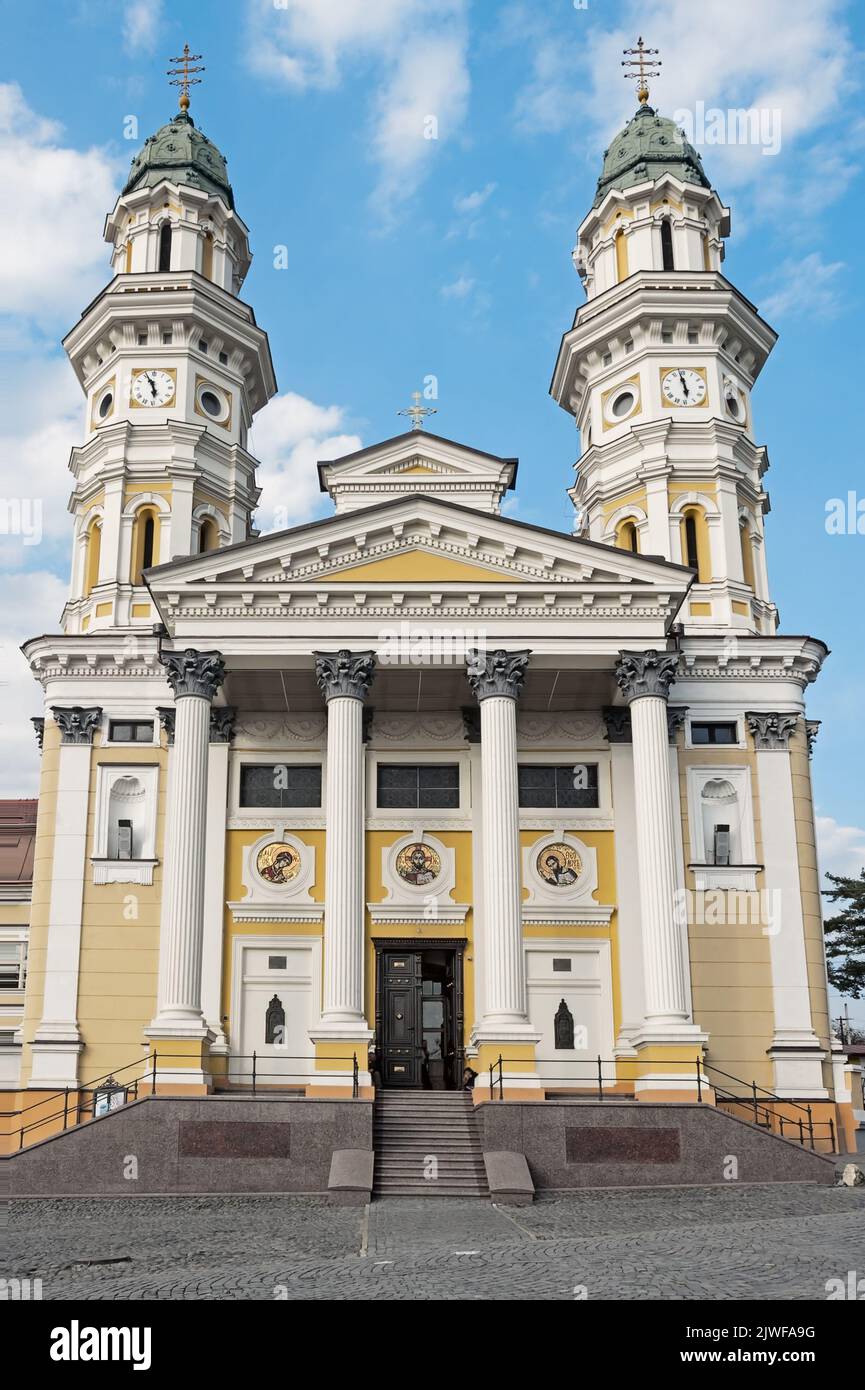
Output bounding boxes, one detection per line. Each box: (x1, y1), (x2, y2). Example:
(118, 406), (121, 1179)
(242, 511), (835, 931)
(147, 493), (692, 593)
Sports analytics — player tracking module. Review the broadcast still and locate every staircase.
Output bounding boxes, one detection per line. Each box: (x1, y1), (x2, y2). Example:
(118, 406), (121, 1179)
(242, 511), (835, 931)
(373, 1091), (489, 1197)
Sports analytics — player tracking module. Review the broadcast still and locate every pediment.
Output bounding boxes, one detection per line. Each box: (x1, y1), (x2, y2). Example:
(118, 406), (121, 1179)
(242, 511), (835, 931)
(316, 430), (518, 513)
(147, 494), (692, 594)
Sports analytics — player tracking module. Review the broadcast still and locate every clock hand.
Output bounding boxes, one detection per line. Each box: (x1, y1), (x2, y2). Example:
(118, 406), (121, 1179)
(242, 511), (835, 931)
(678, 370), (689, 400)
(147, 373), (157, 399)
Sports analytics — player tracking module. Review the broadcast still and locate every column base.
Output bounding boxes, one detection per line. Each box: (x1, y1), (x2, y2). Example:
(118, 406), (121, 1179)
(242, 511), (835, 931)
(28, 1032), (83, 1090)
(468, 1034), (543, 1100)
(144, 1028), (215, 1092)
(308, 1032), (373, 1096)
(629, 1030), (709, 1102)
(768, 1040), (828, 1098)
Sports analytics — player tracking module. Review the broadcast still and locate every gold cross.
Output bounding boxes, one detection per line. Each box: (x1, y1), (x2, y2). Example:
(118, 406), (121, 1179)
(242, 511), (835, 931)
(621, 36), (661, 106)
(397, 390), (438, 432)
(168, 44), (205, 112)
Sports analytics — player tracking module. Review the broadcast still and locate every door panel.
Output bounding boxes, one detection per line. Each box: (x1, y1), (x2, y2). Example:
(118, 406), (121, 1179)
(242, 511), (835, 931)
(381, 951), (422, 1087)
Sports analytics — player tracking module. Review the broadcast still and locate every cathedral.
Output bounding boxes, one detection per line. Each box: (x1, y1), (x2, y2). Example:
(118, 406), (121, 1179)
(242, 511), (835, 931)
(3, 48), (861, 1174)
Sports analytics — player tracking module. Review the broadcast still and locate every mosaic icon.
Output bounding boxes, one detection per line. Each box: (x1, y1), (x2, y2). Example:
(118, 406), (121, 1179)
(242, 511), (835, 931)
(537, 842), (582, 887)
(395, 842), (441, 886)
(256, 842), (301, 884)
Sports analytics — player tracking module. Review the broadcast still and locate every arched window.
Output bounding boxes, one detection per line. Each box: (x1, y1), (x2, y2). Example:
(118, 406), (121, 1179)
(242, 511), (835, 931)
(660, 218), (675, 270)
(616, 519), (639, 554)
(739, 517), (756, 590)
(201, 231), (214, 280)
(158, 221), (172, 273)
(681, 507), (711, 583)
(684, 512), (699, 569)
(198, 517), (219, 553)
(614, 228), (629, 283)
(131, 507), (159, 585)
(84, 519), (102, 597)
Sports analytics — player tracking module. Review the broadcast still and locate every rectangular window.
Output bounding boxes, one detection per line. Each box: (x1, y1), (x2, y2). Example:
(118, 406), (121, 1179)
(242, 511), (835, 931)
(690, 722), (738, 745)
(239, 764), (322, 808)
(518, 763), (599, 809)
(0, 942), (26, 990)
(108, 720), (154, 743)
(376, 763), (460, 809)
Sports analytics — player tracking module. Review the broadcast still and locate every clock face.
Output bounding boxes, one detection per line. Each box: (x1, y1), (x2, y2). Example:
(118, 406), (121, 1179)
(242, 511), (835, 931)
(131, 369), (175, 408)
(662, 368), (707, 408)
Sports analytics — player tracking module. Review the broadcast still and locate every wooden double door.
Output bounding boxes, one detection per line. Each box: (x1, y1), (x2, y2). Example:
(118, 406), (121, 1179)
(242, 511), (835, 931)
(374, 944), (464, 1089)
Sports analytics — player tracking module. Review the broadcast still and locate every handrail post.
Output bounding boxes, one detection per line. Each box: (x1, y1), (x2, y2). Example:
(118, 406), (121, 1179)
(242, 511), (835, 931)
(489, 1063), (494, 1101)
(751, 1079), (758, 1125)
(352, 1052), (358, 1100)
(807, 1105), (814, 1150)
(63, 1087), (69, 1131)
(829, 1118), (836, 1153)
(151, 1049), (157, 1097)
(798, 1116), (804, 1146)
(497, 1054), (504, 1101)
(252, 1050), (257, 1095)
(597, 1055), (603, 1102)
(696, 1057), (702, 1103)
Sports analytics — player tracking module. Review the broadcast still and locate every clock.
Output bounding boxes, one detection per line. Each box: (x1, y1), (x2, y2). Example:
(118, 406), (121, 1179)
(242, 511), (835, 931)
(661, 368), (707, 408)
(131, 369), (176, 408)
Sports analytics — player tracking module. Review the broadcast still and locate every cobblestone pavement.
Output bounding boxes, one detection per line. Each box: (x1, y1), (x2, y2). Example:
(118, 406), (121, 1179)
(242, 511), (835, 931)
(4, 1183), (864, 1300)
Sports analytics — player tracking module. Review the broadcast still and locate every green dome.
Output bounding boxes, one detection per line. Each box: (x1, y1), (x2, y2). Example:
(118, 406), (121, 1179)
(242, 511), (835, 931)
(123, 110), (234, 209)
(594, 104), (710, 207)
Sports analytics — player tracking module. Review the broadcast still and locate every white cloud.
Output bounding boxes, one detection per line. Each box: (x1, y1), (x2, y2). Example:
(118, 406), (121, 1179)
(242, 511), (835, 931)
(249, 391), (363, 529)
(0, 84), (120, 325)
(761, 252), (845, 321)
(0, 569), (68, 796)
(440, 274), (475, 300)
(816, 816), (865, 879)
(123, 0), (165, 55)
(246, 0), (470, 219)
(454, 183), (497, 215)
(0, 355), (82, 571)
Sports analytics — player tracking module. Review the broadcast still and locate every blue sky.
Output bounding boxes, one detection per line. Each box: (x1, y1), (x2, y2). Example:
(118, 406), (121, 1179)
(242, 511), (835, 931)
(1, 0), (863, 1007)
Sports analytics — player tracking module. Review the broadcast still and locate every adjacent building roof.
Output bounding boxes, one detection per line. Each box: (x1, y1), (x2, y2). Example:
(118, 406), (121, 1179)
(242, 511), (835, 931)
(0, 799), (37, 891)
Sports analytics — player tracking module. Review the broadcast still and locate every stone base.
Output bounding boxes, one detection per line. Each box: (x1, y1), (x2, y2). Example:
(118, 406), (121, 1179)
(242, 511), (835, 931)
(6, 1093), (374, 1196)
(474, 1099), (836, 1189)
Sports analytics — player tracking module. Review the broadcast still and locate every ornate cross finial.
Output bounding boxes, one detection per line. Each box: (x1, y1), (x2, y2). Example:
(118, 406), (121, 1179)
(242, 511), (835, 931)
(397, 390), (437, 432)
(168, 43), (205, 112)
(622, 36), (661, 106)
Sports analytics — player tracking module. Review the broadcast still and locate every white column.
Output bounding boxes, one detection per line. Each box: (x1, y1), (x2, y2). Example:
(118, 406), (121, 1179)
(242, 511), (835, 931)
(616, 651), (705, 1051)
(607, 735), (644, 1050)
(201, 709), (234, 1052)
(747, 712), (826, 1097)
(148, 649), (225, 1041)
(313, 649), (376, 1040)
(30, 707), (101, 1088)
(467, 650), (539, 1047)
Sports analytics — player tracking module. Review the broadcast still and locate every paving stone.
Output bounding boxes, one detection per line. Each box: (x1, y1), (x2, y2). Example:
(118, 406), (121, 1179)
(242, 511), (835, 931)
(4, 1184), (863, 1300)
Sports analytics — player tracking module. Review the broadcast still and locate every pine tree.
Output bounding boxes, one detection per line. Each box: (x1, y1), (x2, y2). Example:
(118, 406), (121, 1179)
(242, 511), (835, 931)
(823, 870), (865, 998)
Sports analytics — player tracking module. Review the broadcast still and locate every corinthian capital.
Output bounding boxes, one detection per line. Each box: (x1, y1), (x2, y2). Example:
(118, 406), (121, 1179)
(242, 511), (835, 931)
(746, 712), (799, 751)
(615, 649), (679, 704)
(51, 706), (102, 745)
(465, 648), (531, 702)
(314, 649), (377, 702)
(161, 648), (226, 701)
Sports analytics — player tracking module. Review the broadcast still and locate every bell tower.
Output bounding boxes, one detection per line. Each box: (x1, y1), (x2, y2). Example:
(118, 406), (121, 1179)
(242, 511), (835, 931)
(61, 46), (277, 635)
(551, 41), (778, 635)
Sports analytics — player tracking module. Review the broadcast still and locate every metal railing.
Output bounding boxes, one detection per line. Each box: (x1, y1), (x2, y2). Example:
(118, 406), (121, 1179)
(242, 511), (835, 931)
(4, 1049), (361, 1151)
(485, 1054), (836, 1151)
